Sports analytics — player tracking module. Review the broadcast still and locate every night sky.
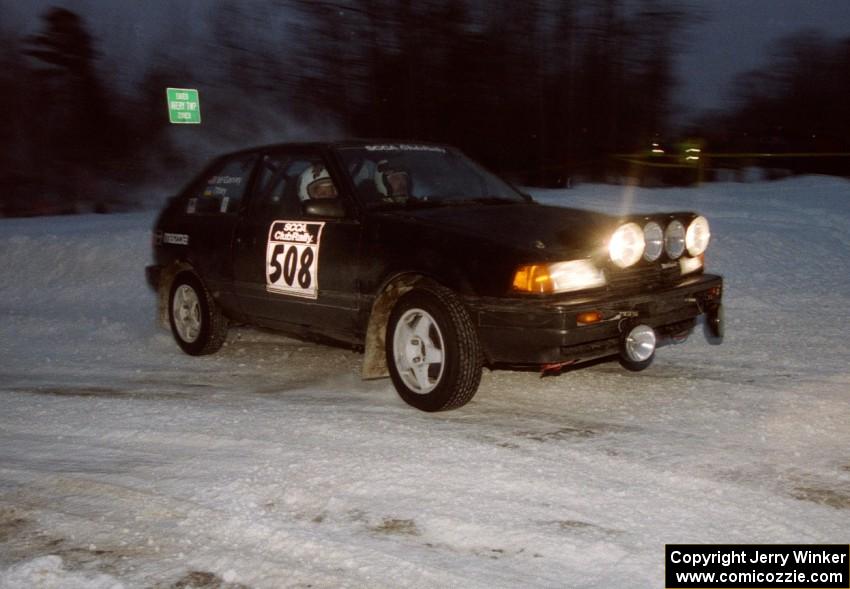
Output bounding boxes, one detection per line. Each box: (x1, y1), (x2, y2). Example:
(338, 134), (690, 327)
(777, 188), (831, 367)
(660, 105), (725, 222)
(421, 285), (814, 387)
(674, 0), (850, 114)
(5, 0), (850, 118)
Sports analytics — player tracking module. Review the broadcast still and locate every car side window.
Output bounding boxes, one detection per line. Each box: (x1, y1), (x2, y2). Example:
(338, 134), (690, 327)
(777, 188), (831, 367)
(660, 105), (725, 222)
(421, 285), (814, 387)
(293, 158), (338, 202)
(251, 151), (340, 217)
(187, 154), (257, 215)
(254, 153), (299, 216)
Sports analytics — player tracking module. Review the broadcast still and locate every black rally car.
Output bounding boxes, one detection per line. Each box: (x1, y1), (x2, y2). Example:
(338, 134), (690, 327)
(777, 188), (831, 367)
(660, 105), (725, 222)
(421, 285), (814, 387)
(146, 141), (723, 411)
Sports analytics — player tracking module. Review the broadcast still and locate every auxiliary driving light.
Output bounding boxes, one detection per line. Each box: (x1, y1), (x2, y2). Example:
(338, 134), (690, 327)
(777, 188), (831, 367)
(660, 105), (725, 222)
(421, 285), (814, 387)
(643, 221), (663, 261)
(622, 324), (656, 363)
(664, 220), (686, 259)
(609, 222), (645, 268)
(686, 215), (711, 256)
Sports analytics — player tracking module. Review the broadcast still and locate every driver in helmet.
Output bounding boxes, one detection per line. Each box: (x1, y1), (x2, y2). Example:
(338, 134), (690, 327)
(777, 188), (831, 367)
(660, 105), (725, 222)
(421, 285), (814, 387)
(298, 162), (338, 201)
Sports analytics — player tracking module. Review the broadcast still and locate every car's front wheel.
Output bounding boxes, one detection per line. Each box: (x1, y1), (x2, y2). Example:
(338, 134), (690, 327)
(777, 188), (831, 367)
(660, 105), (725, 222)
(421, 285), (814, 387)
(168, 273), (228, 356)
(386, 284), (482, 411)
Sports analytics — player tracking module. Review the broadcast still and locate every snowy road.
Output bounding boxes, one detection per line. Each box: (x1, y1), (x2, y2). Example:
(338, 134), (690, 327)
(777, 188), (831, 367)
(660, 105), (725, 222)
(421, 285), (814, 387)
(1, 177), (848, 588)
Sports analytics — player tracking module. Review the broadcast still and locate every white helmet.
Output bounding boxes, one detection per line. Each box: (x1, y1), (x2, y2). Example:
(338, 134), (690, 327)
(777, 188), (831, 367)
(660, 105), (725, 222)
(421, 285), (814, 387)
(298, 163), (337, 201)
(375, 160), (410, 198)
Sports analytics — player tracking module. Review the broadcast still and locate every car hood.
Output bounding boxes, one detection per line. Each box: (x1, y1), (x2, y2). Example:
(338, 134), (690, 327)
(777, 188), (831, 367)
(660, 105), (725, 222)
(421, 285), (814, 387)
(374, 203), (619, 259)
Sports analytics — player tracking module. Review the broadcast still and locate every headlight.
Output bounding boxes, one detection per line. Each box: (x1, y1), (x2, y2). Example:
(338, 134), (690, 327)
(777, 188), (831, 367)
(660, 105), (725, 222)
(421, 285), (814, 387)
(643, 221), (663, 262)
(609, 222), (645, 268)
(512, 260), (606, 294)
(686, 215), (710, 256)
(679, 254), (704, 275)
(664, 220), (685, 259)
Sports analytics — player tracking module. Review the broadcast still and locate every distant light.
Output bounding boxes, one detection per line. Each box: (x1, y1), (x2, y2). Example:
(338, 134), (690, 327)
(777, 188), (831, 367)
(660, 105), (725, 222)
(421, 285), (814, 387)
(651, 149), (665, 154)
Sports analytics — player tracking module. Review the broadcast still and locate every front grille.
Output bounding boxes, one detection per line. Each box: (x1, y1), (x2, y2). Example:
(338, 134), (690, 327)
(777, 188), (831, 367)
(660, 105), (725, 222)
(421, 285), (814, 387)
(605, 263), (681, 292)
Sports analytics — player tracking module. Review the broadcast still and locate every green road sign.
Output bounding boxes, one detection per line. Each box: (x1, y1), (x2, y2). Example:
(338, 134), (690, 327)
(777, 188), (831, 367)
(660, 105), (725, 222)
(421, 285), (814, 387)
(166, 88), (201, 124)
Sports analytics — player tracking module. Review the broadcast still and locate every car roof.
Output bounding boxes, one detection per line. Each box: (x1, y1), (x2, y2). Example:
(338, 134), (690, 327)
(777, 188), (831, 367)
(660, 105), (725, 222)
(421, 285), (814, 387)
(215, 139), (453, 159)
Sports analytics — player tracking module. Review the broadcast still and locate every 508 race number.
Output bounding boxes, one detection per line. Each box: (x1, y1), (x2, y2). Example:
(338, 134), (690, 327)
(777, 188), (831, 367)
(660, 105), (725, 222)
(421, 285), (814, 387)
(266, 221), (325, 298)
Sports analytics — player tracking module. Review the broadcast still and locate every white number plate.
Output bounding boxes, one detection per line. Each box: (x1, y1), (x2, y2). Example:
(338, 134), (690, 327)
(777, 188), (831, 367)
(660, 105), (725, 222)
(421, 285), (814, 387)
(266, 220), (325, 299)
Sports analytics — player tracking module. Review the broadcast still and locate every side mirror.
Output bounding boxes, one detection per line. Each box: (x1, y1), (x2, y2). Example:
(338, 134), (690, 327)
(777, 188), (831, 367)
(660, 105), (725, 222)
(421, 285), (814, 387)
(304, 198), (346, 219)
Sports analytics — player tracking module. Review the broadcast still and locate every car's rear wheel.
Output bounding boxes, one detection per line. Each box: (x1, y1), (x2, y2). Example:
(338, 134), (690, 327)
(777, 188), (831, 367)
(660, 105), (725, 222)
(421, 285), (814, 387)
(168, 273), (228, 355)
(386, 284), (482, 411)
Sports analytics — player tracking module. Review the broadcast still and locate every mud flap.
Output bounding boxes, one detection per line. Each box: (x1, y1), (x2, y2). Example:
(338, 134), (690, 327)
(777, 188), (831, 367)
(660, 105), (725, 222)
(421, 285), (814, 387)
(706, 303), (724, 340)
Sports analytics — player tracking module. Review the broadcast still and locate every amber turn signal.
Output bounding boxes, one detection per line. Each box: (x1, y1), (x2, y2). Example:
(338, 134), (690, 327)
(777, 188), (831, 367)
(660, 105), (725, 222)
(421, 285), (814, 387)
(512, 264), (553, 293)
(576, 310), (603, 325)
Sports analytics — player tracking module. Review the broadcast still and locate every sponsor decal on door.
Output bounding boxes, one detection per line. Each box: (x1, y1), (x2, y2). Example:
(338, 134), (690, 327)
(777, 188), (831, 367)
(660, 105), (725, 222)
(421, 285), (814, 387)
(265, 221), (325, 299)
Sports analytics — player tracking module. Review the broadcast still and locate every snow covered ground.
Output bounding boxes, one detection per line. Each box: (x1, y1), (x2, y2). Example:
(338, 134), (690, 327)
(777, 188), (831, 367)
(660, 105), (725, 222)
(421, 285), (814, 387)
(0, 176), (848, 588)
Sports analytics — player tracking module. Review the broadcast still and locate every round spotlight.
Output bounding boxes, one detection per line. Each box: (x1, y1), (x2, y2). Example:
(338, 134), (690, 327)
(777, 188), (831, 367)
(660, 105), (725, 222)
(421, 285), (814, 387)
(609, 222), (645, 268)
(623, 324), (656, 363)
(686, 215), (711, 256)
(664, 220), (686, 259)
(643, 221), (663, 262)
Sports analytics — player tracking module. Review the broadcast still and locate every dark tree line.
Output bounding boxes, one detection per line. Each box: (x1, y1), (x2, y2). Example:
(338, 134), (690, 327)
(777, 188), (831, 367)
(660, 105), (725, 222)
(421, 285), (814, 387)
(0, 1), (691, 215)
(0, 7), (134, 214)
(292, 0), (689, 184)
(691, 31), (850, 177)
(18, 2), (850, 215)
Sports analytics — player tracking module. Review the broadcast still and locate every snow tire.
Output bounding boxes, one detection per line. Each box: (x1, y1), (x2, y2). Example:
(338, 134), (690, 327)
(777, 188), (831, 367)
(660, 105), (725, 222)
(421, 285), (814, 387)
(386, 284), (483, 412)
(168, 273), (228, 356)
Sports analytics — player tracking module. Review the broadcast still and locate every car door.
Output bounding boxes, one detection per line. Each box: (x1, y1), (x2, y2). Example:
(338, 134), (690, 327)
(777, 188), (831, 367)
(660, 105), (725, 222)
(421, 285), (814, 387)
(232, 147), (362, 343)
(173, 152), (259, 314)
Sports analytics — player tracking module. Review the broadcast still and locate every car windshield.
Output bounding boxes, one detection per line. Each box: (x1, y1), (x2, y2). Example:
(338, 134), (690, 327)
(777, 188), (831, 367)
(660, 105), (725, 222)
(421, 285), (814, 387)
(334, 144), (526, 208)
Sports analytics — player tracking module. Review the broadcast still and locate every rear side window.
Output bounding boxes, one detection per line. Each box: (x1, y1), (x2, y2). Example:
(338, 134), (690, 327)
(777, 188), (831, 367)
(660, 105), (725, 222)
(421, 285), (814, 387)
(255, 153), (299, 214)
(186, 154), (257, 214)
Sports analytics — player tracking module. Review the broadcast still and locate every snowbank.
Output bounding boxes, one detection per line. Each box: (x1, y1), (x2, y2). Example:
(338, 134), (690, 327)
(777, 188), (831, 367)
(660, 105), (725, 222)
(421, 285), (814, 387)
(0, 176), (848, 588)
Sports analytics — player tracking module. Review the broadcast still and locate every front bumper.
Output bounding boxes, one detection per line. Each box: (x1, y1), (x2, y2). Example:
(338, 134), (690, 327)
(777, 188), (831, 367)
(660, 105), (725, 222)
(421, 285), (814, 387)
(467, 273), (723, 365)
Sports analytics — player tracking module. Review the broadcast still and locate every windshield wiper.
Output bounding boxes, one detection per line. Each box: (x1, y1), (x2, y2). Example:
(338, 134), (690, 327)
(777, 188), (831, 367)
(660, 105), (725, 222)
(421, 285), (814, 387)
(368, 196), (524, 210)
(440, 196), (524, 206)
(366, 197), (442, 211)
